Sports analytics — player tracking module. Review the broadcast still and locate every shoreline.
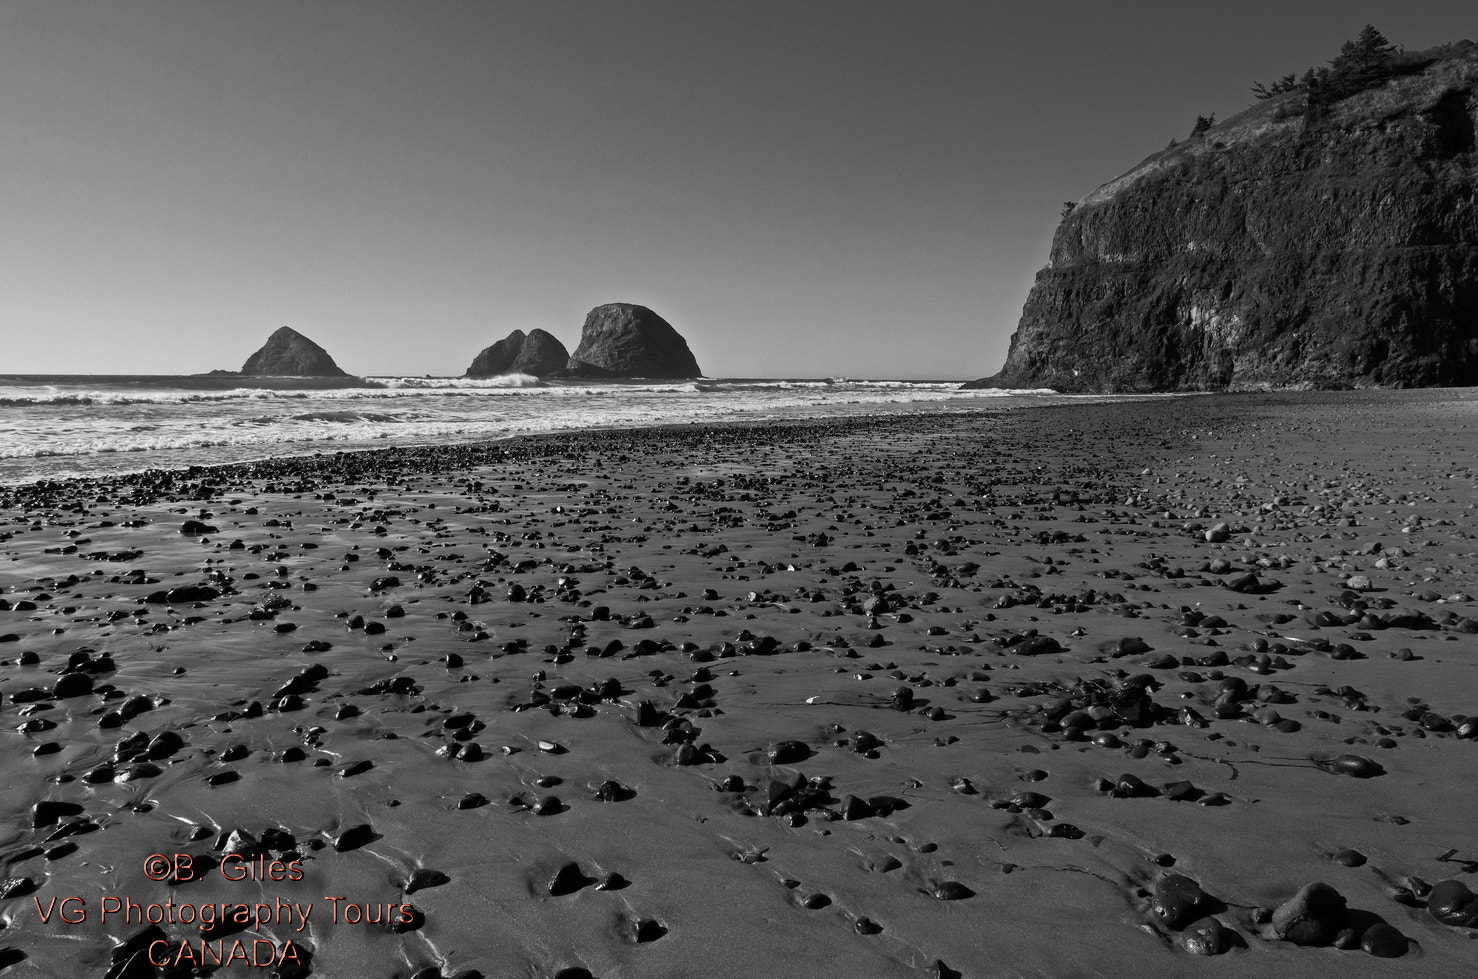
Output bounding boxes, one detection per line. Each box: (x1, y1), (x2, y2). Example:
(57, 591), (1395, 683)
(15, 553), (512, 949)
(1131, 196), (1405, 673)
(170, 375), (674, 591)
(2, 389), (1476, 976)
(0, 379), (1086, 489)
(8, 384), (1473, 492)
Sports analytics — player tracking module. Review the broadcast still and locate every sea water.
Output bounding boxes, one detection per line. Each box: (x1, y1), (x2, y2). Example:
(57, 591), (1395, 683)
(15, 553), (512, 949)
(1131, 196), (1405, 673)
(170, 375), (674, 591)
(0, 373), (1079, 484)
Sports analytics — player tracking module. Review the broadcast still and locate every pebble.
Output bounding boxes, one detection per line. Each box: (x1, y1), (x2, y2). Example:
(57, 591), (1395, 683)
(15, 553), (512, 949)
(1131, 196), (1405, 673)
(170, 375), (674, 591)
(1272, 881), (1346, 946)
(1427, 879), (1478, 928)
(1359, 922), (1408, 957)
(1180, 916), (1232, 955)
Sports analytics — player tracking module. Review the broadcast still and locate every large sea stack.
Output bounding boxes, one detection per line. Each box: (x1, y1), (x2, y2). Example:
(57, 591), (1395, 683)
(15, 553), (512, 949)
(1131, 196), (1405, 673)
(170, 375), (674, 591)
(564, 303), (702, 378)
(968, 38), (1478, 392)
(465, 329), (569, 377)
(240, 326), (349, 377)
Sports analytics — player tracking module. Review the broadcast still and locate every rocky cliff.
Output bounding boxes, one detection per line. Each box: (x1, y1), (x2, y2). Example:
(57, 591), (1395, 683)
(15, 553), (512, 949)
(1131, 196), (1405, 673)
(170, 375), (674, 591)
(465, 328), (569, 377)
(240, 327), (348, 377)
(968, 44), (1478, 392)
(564, 304), (702, 378)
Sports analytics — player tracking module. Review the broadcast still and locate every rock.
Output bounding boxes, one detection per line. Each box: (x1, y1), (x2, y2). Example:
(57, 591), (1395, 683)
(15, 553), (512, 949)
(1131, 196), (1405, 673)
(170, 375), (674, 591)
(240, 326), (349, 377)
(1151, 875), (1209, 929)
(1180, 916), (1233, 955)
(1111, 773), (1156, 798)
(52, 672), (93, 698)
(1316, 753), (1384, 778)
(1272, 881), (1347, 946)
(145, 731), (184, 759)
(547, 862), (590, 896)
(1360, 922), (1408, 957)
(465, 329), (570, 377)
(0, 878), (35, 900)
(930, 881), (974, 901)
(1015, 636), (1062, 656)
(1428, 879), (1478, 927)
(563, 303), (702, 378)
(964, 43), (1478, 392)
(404, 868), (450, 894)
(334, 823), (375, 852)
(766, 740), (810, 764)
(164, 585), (219, 604)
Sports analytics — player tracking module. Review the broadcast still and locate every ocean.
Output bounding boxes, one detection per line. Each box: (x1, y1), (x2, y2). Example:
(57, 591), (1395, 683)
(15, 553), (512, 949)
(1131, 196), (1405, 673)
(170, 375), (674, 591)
(0, 373), (1083, 484)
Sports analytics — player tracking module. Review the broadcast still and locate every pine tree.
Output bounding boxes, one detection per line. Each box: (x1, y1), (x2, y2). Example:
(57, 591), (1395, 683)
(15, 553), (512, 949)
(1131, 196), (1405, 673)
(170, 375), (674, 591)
(1325, 25), (1396, 98)
(1252, 73), (1298, 100)
(1191, 113), (1215, 138)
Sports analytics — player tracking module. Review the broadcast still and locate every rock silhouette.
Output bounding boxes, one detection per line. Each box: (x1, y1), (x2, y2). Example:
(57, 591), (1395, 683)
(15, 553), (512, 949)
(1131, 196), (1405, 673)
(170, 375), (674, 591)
(240, 327), (348, 377)
(563, 303), (702, 379)
(465, 329), (569, 377)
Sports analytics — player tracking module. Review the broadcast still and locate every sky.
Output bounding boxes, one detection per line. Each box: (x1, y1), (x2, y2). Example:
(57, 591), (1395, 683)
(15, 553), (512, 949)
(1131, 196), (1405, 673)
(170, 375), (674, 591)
(1, 2), (1472, 379)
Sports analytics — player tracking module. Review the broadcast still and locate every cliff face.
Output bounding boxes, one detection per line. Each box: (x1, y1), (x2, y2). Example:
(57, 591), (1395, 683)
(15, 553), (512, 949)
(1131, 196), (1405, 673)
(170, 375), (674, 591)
(564, 304), (702, 378)
(240, 327), (348, 377)
(970, 48), (1478, 392)
(465, 329), (570, 377)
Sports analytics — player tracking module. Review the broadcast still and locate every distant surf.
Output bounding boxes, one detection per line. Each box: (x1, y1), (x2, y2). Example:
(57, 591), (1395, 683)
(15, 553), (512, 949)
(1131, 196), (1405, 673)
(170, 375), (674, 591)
(0, 374), (1080, 483)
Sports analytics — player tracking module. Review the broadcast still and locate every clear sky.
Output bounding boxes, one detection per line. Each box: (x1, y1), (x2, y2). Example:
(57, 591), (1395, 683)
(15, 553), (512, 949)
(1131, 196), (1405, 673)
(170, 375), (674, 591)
(2, 2), (1471, 379)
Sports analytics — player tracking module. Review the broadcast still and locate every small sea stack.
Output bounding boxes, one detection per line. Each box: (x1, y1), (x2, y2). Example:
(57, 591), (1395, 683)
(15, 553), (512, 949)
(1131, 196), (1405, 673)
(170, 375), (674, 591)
(563, 303), (702, 379)
(465, 328), (569, 377)
(240, 326), (349, 377)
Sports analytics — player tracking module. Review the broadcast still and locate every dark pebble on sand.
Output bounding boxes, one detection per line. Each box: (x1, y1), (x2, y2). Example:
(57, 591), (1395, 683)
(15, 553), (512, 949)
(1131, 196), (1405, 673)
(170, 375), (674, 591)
(52, 672), (93, 698)
(1428, 879), (1478, 928)
(595, 780), (632, 802)
(1360, 923), (1408, 957)
(930, 881), (973, 901)
(548, 862), (589, 896)
(405, 868), (450, 894)
(32, 801), (83, 828)
(1180, 917), (1232, 955)
(1318, 754), (1383, 778)
(0, 878), (36, 900)
(334, 823), (375, 852)
(766, 740), (810, 764)
(1112, 773), (1155, 798)
(1272, 881), (1346, 946)
(1151, 875), (1208, 930)
(631, 918), (667, 943)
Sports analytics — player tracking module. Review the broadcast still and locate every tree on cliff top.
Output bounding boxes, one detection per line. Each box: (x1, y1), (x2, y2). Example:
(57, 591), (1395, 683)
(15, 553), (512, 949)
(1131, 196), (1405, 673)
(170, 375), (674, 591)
(1333, 26), (1396, 87)
(1252, 73), (1298, 100)
(1252, 25), (1414, 112)
(1306, 25), (1397, 108)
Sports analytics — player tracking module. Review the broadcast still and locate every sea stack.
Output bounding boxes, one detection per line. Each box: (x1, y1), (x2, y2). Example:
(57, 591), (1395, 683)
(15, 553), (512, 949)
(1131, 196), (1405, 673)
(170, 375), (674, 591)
(967, 39), (1478, 392)
(564, 303), (702, 378)
(241, 326), (349, 377)
(465, 329), (570, 377)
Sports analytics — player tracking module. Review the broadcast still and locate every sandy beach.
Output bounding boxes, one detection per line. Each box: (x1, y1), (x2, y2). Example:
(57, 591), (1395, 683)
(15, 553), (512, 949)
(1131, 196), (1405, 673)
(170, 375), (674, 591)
(3, 389), (1477, 978)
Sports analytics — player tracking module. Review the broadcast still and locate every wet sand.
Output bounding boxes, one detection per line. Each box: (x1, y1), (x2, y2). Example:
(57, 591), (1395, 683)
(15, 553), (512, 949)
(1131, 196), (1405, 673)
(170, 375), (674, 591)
(2, 388), (1476, 978)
